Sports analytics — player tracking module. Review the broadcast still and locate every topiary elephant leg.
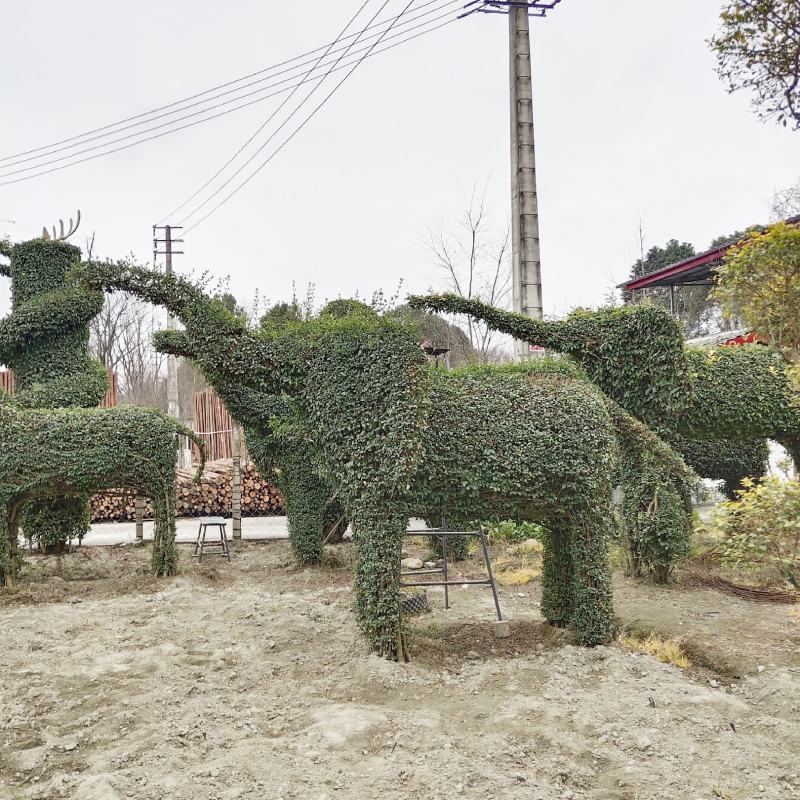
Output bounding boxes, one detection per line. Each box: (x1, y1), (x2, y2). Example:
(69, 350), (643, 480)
(352, 506), (409, 660)
(567, 511), (615, 646)
(779, 436), (800, 475)
(281, 458), (326, 566)
(540, 524), (573, 628)
(151, 485), (178, 578)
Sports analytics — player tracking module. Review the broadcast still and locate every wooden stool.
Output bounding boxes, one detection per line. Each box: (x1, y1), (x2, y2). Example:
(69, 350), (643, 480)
(194, 516), (230, 563)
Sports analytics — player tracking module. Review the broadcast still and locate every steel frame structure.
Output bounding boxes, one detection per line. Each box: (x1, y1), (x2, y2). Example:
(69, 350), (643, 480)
(460, 0), (562, 18)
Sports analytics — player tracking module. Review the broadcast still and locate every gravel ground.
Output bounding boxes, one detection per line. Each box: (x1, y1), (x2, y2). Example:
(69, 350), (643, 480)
(0, 541), (798, 800)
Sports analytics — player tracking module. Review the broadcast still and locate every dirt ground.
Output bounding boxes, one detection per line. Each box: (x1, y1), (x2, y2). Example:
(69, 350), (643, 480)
(1, 540), (799, 800)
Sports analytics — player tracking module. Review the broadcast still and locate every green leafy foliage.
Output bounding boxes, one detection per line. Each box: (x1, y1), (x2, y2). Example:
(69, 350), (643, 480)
(19, 498), (90, 552)
(713, 477), (800, 587)
(712, 222), (800, 361)
(681, 345), (800, 438)
(710, 1), (800, 129)
(414, 365), (618, 643)
(606, 401), (695, 582)
(670, 434), (769, 500)
(486, 519), (548, 545)
(409, 294), (689, 426)
(407, 293), (800, 581)
(406, 294), (698, 579)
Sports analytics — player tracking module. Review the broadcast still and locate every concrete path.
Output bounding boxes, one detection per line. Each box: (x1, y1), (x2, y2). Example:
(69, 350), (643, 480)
(71, 516), (289, 547)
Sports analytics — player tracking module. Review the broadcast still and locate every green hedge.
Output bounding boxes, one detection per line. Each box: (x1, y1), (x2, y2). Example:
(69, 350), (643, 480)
(408, 295), (800, 444)
(412, 364), (617, 642)
(0, 240), (204, 579)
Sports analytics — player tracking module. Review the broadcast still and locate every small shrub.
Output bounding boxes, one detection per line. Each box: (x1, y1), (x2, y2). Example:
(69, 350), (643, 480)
(713, 477), (800, 588)
(20, 497), (90, 552)
(486, 519), (548, 545)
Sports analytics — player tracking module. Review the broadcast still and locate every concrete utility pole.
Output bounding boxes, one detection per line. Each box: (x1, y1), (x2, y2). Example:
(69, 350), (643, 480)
(509, 6), (542, 357)
(465, 1), (560, 356)
(153, 224), (188, 466)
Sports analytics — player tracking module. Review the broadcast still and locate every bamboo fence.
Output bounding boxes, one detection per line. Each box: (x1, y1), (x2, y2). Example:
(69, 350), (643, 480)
(0, 368), (118, 407)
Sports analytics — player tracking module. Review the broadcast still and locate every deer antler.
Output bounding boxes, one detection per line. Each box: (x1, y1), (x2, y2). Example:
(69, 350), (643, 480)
(41, 210), (81, 241)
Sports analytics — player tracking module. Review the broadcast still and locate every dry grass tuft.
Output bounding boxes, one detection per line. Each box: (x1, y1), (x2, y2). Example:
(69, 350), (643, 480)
(621, 633), (691, 669)
(496, 566), (541, 586)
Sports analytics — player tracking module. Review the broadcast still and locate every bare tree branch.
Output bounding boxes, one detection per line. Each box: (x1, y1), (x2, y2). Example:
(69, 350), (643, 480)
(425, 184), (512, 363)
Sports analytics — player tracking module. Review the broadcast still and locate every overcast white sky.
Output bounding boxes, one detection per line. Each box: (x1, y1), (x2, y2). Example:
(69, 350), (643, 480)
(1, 0), (798, 318)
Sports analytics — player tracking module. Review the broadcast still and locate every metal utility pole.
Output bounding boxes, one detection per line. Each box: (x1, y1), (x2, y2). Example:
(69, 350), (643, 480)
(153, 224), (188, 465)
(463, 1), (560, 357)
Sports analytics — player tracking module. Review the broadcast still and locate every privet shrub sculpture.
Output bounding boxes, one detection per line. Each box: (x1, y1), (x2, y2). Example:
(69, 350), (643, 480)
(0, 239), (204, 585)
(79, 262), (653, 656)
(0, 239), (108, 550)
(408, 295), (800, 573)
(0, 402), (204, 586)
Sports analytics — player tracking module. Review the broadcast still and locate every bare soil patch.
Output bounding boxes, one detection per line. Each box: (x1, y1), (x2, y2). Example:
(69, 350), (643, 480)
(1, 541), (799, 800)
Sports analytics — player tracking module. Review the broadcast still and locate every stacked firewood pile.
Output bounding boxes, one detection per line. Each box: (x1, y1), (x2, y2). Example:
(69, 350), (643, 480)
(90, 459), (285, 522)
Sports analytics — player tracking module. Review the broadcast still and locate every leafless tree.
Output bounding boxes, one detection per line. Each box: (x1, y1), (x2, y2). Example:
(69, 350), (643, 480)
(87, 254), (209, 414)
(772, 177), (800, 220)
(426, 185), (511, 363)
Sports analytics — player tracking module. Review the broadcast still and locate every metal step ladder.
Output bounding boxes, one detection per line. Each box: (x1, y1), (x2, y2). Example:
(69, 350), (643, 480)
(400, 523), (503, 621)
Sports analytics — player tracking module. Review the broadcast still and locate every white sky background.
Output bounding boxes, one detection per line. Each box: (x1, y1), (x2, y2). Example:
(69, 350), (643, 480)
(0, 0), (798, 319)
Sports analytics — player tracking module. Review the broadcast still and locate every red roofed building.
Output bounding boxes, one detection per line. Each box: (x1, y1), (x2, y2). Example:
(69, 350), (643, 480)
(618, 214), (800, 342)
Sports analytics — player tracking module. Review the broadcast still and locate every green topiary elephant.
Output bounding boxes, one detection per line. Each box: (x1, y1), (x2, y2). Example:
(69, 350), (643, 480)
(79, 261), (692, 658)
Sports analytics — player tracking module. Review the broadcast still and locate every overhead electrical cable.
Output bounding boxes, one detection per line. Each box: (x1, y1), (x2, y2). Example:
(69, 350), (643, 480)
(0, 0), (459, 167)
(183, 0), (420, 234)
(160, 0), (379, 223)
(172, 0), (399, 226)
(0, 2), (461, 186)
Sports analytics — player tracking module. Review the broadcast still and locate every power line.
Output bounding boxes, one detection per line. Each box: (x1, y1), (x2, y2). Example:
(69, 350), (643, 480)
(0, 2), (461, 184)
(160, 0), (380, 224)
(0, 10), (462, 188)
(0, 0), (458, 167)
(184, 0), (421, 234)
(172, 0), (398, 226)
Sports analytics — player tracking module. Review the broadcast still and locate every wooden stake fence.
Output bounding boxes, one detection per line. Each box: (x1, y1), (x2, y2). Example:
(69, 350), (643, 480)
(191, 387), (247, 463)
